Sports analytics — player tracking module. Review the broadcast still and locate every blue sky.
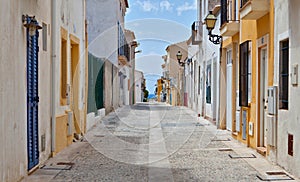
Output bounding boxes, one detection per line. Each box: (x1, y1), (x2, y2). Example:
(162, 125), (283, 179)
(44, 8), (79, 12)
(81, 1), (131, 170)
(125, 0), (197, 94)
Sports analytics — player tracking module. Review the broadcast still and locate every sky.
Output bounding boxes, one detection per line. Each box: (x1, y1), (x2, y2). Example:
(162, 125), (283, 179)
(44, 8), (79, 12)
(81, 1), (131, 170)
(125, 0), (197, 94)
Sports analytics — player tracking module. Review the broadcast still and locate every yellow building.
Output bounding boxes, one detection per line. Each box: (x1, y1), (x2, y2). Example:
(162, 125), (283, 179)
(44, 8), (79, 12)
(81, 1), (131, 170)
(219, 0), (274, 154)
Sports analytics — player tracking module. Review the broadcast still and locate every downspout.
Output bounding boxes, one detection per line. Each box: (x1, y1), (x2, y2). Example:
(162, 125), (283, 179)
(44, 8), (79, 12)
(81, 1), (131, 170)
(51, 0), (57, 154)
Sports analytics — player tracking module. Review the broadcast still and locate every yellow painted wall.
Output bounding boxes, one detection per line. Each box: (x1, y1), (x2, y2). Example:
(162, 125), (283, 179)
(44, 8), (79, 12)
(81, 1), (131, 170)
(157, 79), (163, 102)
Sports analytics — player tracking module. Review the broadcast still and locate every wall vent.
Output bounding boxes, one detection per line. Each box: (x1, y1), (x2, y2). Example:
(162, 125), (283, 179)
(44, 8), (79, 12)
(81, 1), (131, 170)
(288, 134), (293, 156)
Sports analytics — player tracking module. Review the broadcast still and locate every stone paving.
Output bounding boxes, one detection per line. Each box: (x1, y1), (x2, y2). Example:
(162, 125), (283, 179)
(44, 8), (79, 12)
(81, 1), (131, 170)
(23, 103), (299, 182)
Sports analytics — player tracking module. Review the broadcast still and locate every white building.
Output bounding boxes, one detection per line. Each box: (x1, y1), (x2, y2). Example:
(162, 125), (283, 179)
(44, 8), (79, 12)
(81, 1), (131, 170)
(273, 0), (300, 177)
(189, 0), (221, 125)
(87, 0), (129, 112)
(0, 0), (87, 181)
(135, 70), (144, 103)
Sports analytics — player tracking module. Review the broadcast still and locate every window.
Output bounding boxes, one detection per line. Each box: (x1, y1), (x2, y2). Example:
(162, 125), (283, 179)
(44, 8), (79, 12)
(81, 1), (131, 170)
(221, 0), (228, 26)
(240, 0), (249, 8)
(198, 66), (201, 95)
(279, 39), (289, 110)
(42, 23), (47, 51)
(239, 41), (251, 107)
(60, 28), (68, 105)
(206, 63), (211, 104)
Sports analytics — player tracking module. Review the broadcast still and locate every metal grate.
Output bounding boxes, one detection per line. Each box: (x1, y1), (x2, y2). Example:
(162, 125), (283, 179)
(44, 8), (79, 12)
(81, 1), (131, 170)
(288, 134), (293, 156)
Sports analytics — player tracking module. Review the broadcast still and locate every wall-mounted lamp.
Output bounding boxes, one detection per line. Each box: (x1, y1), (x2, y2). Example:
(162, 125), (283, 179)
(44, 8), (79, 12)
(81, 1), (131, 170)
(204, 11), (222, 44)
(176, 51), (185, 67)
(22, 15), (42, 36)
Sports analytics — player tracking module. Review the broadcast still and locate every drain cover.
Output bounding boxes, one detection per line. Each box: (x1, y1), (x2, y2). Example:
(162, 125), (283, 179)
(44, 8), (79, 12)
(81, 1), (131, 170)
(212, 138), (231, 141)
(40, 162), (74, 170)
(218, 148), (233, 151)
(229, 153), (256, 159)
(257, 171), (294, 181)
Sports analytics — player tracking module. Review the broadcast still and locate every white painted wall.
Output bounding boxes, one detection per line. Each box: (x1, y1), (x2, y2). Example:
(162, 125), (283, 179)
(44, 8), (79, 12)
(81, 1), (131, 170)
(0, 1), (52, 181)
(54, 0), (87, 117)
(87, 0), (124, 66)
(200, 0), (221, 121)
(274, 0), (300, 178)
(135, 70), (144, 102)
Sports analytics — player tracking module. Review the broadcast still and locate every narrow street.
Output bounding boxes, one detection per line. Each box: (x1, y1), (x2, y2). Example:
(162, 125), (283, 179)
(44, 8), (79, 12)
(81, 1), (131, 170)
(23, 103), (292, 182)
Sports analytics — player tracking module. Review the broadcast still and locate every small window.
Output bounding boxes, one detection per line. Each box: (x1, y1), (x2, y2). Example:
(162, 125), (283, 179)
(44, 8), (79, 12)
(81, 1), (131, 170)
(279, 39), (289, 110)
(198, 66), (201, 95)
(42, 23), (47, 51)
(206, 63), (211, 104)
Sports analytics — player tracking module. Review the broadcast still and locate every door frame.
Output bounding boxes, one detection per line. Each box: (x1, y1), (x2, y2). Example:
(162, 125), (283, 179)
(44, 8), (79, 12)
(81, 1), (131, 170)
(256, 34), (269, 147)
(226, 49), (233, 131)
(26, 17), (40, 171)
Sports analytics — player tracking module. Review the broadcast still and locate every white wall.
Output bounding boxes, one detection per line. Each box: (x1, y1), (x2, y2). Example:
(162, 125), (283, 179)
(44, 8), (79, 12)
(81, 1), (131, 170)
(54, 0), (86, 116)
(87, 0), (121, 66)
(135, 70), (143, 102)
(201, 1), (221, 121)
(0, 1), (52, 181)
(274, 0), (300, 178)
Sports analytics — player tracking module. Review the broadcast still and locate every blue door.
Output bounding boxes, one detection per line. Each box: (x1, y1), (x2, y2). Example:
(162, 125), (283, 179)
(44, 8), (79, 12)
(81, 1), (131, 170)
(26, 17), (40, 170)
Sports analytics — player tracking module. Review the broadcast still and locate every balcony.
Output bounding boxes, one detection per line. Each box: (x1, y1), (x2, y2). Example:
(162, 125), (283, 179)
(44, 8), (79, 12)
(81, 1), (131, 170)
(220, 21), (240, 37)
(191, 21), (202, 45)
(240, 0), (269, 20)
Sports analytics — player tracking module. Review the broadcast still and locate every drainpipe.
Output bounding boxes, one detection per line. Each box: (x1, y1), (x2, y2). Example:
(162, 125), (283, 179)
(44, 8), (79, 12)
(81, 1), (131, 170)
(51, 0), (57, 154)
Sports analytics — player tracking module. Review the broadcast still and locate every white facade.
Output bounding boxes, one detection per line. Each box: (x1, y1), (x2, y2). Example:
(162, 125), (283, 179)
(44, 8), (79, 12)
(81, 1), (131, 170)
(87, 0), (128, 66)
(194, 0), (221, 124)
(135, 70), (144, 103)
(274, 0), (300, 178)
(54, 0), (87, 128)
(0, 1), (52, 181)
(186, 37), (200, 110)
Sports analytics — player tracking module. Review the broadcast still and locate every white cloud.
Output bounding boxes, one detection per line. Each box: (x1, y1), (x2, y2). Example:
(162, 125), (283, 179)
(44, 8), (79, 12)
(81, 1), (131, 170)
(127, 8), (132, 14)
(137, 1), (158, 12)
(176, 1), (197, 16)
(160, 1), (172, 12)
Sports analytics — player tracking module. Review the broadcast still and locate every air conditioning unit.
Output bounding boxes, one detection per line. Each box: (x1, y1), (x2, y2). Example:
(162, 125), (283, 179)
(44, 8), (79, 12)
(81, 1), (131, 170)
(67, 111), (73, 136)
(267, 115), (276, 147)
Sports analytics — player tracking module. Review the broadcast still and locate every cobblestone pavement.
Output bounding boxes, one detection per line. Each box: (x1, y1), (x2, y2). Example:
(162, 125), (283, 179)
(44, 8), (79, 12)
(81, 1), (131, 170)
(24, 103), (299, 182)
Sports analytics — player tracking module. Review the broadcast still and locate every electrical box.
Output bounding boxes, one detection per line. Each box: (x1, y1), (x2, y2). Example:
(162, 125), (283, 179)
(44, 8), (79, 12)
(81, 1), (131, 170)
(292, 64), (298, 86)
(267, 86), (277, 115)
(67, 111), (73, 136)
(267, 115), (276, 147)
(249, 122), (254, 136)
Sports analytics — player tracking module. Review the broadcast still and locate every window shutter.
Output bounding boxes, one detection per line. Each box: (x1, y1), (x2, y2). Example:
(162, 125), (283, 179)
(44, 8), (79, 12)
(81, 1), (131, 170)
(239, 41), (249, 107)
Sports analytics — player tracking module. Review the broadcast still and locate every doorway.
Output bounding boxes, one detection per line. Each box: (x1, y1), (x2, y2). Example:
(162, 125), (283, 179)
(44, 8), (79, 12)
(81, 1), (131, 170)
(70, 36), (81, 134)
(259, 48), (268, 147)
(226, 50), (233, 131)
(26, 18), (40, 170)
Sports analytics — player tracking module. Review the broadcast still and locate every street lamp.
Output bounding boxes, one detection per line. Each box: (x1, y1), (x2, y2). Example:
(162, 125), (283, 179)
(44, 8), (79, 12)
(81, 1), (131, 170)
(204, 11), (222, 44)
(22, 15), (42, 36)
(176, 51), (185, 67)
